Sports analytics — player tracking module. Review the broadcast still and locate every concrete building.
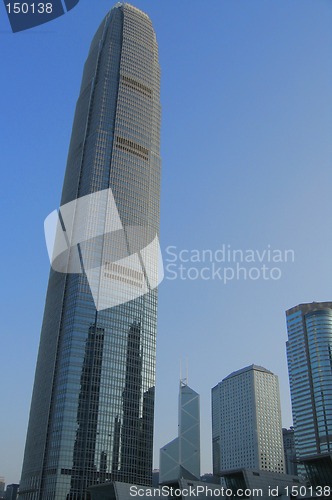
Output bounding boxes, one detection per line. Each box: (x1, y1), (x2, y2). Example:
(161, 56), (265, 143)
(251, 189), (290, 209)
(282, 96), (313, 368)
(89, 479), (223, 500)
(212, 365), (285, 475)
(222, 468), (302, 499)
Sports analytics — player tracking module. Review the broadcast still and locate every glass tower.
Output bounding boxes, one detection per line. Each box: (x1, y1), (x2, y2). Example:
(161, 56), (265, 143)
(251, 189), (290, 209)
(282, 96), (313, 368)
(286, 303), (332, 460)
(159, 382), (201, 484)
(20, 4), (161, 499)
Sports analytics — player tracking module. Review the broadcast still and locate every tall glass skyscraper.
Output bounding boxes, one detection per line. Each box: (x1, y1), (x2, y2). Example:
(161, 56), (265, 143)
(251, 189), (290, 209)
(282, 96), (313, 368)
(20, 4), (161, 499)
(286, 303), (332, 463)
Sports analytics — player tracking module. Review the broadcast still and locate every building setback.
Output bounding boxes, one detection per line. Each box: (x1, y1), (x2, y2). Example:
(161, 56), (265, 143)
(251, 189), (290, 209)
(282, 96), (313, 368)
(20, 4), (161, 499)
(212, 365), (285, 476)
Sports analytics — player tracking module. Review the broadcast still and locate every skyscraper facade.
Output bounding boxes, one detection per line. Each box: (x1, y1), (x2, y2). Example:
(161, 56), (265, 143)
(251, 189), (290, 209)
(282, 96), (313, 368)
(159, 381), (200, 484)
(20, 4), (161, 499)
(286, 303), (332, 461)
(0, 479), (5, 500)
(212, 365), (285, 476)
(282, 427), (298, 476)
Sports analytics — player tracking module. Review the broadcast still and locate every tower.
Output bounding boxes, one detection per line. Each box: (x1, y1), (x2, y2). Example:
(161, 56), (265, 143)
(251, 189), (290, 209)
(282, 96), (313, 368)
(20, 4), (161, 498)
(282, 427), (298, 476)
(286, 302), (332, 483)
(159, 381), (200, 484)
(212, 365), (285, 476)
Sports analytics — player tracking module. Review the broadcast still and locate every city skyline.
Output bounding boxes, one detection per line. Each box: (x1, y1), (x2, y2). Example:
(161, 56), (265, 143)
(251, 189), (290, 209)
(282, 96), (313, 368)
(2, 0), (332, 486)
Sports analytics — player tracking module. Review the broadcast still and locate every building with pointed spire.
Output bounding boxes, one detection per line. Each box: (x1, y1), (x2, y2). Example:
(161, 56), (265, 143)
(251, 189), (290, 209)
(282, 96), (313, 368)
(159, 381), (200, 484)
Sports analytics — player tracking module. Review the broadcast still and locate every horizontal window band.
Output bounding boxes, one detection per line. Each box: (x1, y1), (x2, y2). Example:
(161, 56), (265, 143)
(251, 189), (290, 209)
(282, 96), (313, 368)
(115, 136), (149, 161)
(122, 75), (153, 98)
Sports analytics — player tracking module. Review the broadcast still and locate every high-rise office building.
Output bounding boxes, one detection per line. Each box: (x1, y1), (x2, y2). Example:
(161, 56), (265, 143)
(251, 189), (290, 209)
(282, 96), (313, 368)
(4, 484), (19, 500)
(282, 427), (298, 476)
(212, 365), (285, 476)
(159, 381), (200, 484)
(0, 479), (5, 500)
(20, 4), (161, 499)
(286, 302), (332, 484)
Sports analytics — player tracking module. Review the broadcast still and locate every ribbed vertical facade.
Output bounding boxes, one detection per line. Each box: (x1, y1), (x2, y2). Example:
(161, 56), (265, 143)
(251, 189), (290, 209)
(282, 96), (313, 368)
(286, 302), (332, 460)
(20, 4), (161, 499)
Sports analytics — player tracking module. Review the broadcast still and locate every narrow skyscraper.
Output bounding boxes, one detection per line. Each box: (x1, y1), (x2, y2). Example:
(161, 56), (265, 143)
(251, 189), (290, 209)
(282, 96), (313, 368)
(286, 302), (332, 484)
(20, 4), (161, 499)
(212, 365), (285, 476)
(159, 381), (200, 484)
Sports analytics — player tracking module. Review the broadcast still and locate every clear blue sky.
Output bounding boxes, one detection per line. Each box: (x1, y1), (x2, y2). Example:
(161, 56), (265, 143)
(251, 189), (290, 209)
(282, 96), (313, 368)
(1, 0), (332, 486)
